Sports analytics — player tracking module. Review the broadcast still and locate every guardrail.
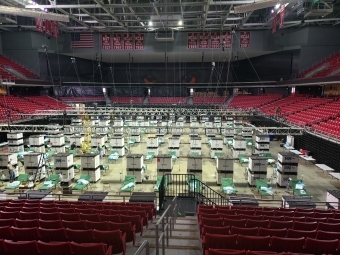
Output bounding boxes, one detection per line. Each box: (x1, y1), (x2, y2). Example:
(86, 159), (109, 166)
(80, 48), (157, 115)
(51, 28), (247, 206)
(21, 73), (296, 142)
(155, 196), (177, 255)
(133, 240), (150, 255)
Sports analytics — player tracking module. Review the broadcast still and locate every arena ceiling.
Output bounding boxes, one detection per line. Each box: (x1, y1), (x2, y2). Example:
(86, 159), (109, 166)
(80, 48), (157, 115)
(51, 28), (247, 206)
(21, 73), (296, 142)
(0, 0), (339, 33)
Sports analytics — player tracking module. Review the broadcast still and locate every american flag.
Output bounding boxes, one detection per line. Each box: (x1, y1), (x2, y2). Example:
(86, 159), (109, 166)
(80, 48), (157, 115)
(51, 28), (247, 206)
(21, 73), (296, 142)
(71, 33), (94, 48)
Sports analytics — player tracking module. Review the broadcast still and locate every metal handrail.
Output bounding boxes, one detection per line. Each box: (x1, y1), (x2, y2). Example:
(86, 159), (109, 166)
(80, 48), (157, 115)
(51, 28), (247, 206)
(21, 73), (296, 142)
(155, 196), (177, 255)
(133, 240), (150, 255)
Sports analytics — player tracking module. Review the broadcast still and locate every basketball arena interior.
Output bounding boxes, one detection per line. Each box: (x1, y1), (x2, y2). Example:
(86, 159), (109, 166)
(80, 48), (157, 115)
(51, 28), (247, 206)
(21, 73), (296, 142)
(0, 0), (340, 254)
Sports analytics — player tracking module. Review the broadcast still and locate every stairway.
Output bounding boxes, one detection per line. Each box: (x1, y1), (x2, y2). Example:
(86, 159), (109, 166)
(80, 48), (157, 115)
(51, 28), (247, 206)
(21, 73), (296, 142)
(126, 215), (201, 255)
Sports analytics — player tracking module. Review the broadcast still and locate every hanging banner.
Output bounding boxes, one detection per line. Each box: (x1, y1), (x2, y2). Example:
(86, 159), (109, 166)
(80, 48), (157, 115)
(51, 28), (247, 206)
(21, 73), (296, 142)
(187, 32), (198, 49)
(101, 34), (111, 50)
(123, 33), (133, 50)
(210, 32), (220, 49)
(113, 34), (123, 50)
(35, 18), (44, 32)
(222, 32), (232, 48)
(272, 14), (277, 34)
(45, 20), (52, 36)
(199, 32), (209, 49)
(51, 21), (59, 38)
(134, 33), (144, 50)
(239, 31), (250, 48)
(279, 5), (285, 29)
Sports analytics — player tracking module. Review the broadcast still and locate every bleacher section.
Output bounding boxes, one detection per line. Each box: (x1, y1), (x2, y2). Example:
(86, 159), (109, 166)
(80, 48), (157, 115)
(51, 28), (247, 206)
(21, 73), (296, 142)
(111, 96), (144, 104)
(25, 96), (69, 110)
(149, 97), (187, 104)
(0, 55), (38, 79)
(311, 116), (340, 139)
(300, 53), (340, 79)
(0, 105), (21, 123)
(59, 96), (105, 103)
(0, 95), (49, 114)
(0, 199), (155, 255)
(199, 205), (340, 255)
(259, 95), (309, 116)
(0, 68), (16, 82)
(193, 96), (227, 105)
(227, 94), (282, 110)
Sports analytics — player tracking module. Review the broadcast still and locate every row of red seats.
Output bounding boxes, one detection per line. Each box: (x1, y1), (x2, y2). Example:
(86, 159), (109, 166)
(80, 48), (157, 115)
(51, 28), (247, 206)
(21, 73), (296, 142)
(0, 239), (112, 255)
(203, 234), (339, 255)
(149, 97), (187, 104)
(0, 211), (145, 235)
(207, 250), (313, 255)
(0, 219), (135, 245)
(193, 96), (227, 105)
(202, 225), (340, 240)
(0, 95), (48, 114)
(227, 94), (282, 110)
(0, 68), (16, 81)
(25, 96), (69, 110)
(59, 96), (105, 102)
(258, 95), (308, 115)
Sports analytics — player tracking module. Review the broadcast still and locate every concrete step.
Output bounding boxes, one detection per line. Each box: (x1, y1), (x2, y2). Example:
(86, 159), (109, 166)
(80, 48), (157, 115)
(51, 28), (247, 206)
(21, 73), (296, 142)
(136, 237), (201, 250)
(147, 224), (198, 232)
(143, 229), (200, 240)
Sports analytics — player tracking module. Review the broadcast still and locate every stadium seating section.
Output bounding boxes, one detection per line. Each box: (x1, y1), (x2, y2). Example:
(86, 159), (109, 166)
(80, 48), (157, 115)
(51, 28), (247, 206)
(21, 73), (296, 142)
(199, 204), (340, 255)
(25, 96), (69, 110)
(111, 97), (144, 104)
(0, 199), (156, 255)
(300, 53), (340, 79)
(227, 94), (282, 110)
(0, 55), (38, 80)
(193, 96), (227, 105)
(149, 97), (187, 104)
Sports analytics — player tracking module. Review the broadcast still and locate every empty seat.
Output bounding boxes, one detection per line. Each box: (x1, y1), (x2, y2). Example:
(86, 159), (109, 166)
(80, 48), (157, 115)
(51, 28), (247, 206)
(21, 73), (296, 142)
(224, 219), (246, 228)
(38, 227), (68, 242)
(218, 209), (236, 215)
(257, 227), (287, 237)
(4, 240), (40, 255)
(11, 227), (39, 241)
(79, 213), (101, 222)
(4, 207), (22, 212)
(21, 207), (39, 212)
(208, 249), (246, 255)
(304, 237), (339, 255)
(0, 211), (19, 219)
(202, 226), (230, 236)
(57, 208), (75, 213)
(0, 218), (16, 227)
(38, 219), (62, 229)
(271, 236), (305, 253)
(14, 219), (39, 228)
(93, 229), (126, 255)
(107, 222), (136, 245)
(70, 242), (112, 255)
(305, 217), (327, 223)
(237, 235), (271, 251)
(246, 219), (269, 228)
(284, 216), (305, 222)
(0, 226), (14, 239)
(59, 212), (80, 221)
(317, 222), (340, 232)
(85, 220), (109, 231)
(220, 215), (242, 220)
(240, 215), (263, 220)
(61, 220), (86, 230)
(316, 230), (340, 240)
(40, 207), (58, 213)
(237, 210), (255, 216)
(287, 229), (317, 239)
(255, 210), (275, 216)
(230, 226), (258, 236)
(202, 233), (238, 253)
(36, 240), (73, 255)
(19, 212), (39, 220)
(292, 221), (318, 231)
(39, 212), (60, 221)
(269, 220), (293, 229)
(100, 214), (120, 223)
(274, 211), (294, 217)
(65, 229), (95, 243)
(294, 211), (314, 217)
(75, 208), (93, 214)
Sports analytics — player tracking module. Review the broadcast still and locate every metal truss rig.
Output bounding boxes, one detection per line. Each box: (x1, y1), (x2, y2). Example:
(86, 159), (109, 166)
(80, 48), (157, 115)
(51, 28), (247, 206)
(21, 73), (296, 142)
(0, 124), (60, 133)
(256, 127), (304, 136)
(35, 107), (253, 117)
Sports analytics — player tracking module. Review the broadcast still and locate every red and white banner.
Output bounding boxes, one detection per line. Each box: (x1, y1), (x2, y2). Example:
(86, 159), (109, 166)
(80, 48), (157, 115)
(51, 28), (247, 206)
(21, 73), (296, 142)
(134, 33), (144, 50)
(51, 21), (59, 38)
(239, 31), (250, 48)
(45, 20), (52, 36)
(187, 32), (198, 49)
(101, 34), (111, 50)
(113, 34), (123, 50)
(279, 5), (285, 29)
(35, 18), (44, 32)
(199, 32), (209, 49)
(222, 32), (232, 48)
(123, 33), (133, 50)
(210, 32), (220, 49)
(272, 14), (277, 34)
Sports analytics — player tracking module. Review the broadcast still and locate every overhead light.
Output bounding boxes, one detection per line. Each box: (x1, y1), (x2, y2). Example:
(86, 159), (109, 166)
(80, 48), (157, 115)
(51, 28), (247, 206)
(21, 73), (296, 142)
(0, 6), (69, 22)
(271, 9), (274, 13)
(275, 4), (280, 9)
(148, 21), (153, 26)
(178, 20), (183, 26)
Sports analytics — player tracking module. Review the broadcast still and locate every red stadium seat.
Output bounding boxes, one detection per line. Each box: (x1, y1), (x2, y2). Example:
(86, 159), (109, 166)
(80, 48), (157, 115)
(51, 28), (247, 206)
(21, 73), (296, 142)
(39, 212), (60, 221)
(202, 233), (238, 252)
(271, 236), (305, 253)
(128, 210), (148, 228)
(292, 221), (318, 231)
(269, 220), (293, 229)
(236, 235), (271, 251)
(61, 220), (86, 230)
(59, 212), (80, 221)
(304, 237), (339, 255)
(257, 227), (287, 237)
(36, 240), (73, 255)
(65, 229), (95, 243)
(38, 227), (68, 242)
(207, 249), (246, 255)
(85, 220), (109, 231)
(4, 240), (39, 255)
(287, 229), (317, 239)
(0, 226), (14, 239)
(93, 229), (126, 255)
(246, 219), (269, 228)
(316, 230), (340, 240)
(40, 207), (57, 213)
(57, 208), (75, 213)
(79, 213), (101, 222)
(21, 207), (39, 212)
(202, 226), (230, 236)
(317, 222), (340, 232)
(70, 242), (112, 255)
(120, 215), (143, 235)
(38, 219), (62, 229)
(14, 219), (39, 228)
(107, 222), (136, 245)
(224, 219), (246, 228)
(0, 218), (16, 227)
(230, 226), (258, 236)
(0, 211), (19, 219)
(10, 227), (39, 241)
(100, 214), (120, 222)
(19, 212), (39, 220)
